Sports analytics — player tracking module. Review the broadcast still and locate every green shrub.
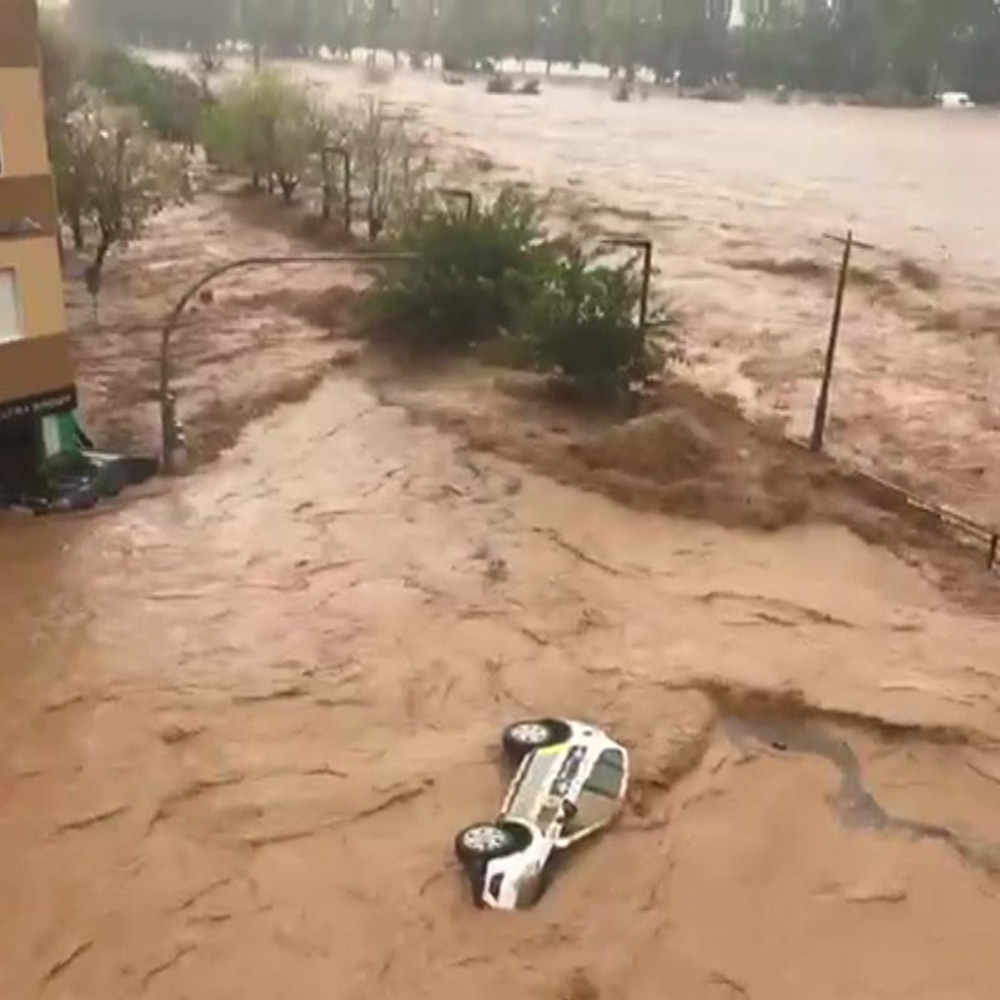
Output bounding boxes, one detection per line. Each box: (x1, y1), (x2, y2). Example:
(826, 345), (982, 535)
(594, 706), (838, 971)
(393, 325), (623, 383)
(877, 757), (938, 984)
(526, 249), (658, 398)
(364, 187), (549, 349)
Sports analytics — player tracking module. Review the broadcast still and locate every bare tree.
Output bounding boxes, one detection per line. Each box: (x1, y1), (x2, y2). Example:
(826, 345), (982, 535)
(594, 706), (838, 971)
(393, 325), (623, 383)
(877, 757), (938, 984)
(351, 100), (428, 241)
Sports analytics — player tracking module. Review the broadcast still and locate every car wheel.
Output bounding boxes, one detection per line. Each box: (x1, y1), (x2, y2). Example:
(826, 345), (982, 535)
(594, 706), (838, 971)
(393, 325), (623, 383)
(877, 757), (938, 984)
(454, 822), (526, 863)
(502, 718), (572, 762)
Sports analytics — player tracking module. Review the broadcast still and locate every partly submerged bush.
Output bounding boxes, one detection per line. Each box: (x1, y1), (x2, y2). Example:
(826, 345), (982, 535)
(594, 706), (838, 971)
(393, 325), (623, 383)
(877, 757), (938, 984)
(527, 249), (660, 398)
(363, 188), (679, 399)
(364, 187), (549, 349)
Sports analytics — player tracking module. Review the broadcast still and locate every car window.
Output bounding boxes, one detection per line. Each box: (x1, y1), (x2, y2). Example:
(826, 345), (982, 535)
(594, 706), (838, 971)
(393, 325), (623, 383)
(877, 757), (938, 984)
(583, 749), (625, 798)
(565, 750), (625, 835)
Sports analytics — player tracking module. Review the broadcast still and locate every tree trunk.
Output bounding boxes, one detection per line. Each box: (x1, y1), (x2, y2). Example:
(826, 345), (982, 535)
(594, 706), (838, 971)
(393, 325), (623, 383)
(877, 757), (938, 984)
(84, 233), (113, 321)
(367, 191), (382, 242)
(70, 215), (85, 252)
(92, 235), (112, 279)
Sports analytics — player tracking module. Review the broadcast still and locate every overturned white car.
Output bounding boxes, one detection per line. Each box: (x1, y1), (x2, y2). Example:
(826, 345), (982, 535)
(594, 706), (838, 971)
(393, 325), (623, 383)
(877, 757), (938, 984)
(454, 718), (629, 910)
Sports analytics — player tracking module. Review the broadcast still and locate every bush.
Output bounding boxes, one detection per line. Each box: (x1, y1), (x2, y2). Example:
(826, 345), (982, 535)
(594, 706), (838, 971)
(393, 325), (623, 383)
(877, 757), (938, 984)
(365, 187), (549, 349)
(527, 249), (658, 398)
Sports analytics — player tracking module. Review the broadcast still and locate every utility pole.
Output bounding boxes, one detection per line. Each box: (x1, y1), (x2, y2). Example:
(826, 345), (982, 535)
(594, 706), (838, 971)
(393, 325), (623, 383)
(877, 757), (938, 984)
(810, 230), (874, 453)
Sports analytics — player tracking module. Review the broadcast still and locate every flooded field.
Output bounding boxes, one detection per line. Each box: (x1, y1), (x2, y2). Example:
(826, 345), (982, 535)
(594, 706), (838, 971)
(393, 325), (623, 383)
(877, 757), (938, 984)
(279, 63), (1000, 525)
(2, 190), (1000, 999)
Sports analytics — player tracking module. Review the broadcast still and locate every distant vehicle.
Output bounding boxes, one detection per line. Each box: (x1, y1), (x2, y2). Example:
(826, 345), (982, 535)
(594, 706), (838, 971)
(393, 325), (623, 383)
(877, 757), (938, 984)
(454, 718), (629, 910)
(486, 73), (514, 95)
(939, 91), (976, 109)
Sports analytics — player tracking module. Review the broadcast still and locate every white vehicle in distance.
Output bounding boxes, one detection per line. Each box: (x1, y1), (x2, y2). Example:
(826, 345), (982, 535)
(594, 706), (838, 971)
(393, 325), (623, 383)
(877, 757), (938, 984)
(454, 718), (629, 910)
(938, 91), (976, 109)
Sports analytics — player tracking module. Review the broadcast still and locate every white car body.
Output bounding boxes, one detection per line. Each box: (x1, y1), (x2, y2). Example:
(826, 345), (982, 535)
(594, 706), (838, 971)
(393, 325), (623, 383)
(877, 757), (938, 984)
(455, 719), (629, 910)
(939, 91), (976, 109)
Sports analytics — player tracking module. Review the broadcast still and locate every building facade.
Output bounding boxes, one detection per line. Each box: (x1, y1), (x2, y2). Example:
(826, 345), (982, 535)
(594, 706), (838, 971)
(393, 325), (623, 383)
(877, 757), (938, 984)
(0, 0), (76, 449)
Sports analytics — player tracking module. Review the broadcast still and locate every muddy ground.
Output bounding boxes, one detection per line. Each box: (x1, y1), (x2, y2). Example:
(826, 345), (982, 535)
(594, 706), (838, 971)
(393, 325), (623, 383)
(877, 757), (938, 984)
(2, 194), (1000, 1000)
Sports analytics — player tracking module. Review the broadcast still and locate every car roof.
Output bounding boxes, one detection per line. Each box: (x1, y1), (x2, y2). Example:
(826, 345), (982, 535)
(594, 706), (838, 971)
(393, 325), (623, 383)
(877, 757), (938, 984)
(504, 747), (565, 821)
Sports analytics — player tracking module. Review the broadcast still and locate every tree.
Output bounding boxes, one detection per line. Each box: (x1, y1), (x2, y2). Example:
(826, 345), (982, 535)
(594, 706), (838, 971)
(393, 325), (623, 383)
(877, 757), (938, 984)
(72, 0), (233, 50)
(360, 0), (404, 66)
(203, 71), (333, 202)
(51, 111), (95, 252)
(53, 107), (183, 302)
(39, 13), (86, 211)
(550, 0), (592, 68)
(351, 101), (428, 240)
(948, 0), (1000, 101)
(85, 49), (205, 148)
(68, 0), (1000, 104)
(439, 0), (496, 68)
(399, 0), (439, 67)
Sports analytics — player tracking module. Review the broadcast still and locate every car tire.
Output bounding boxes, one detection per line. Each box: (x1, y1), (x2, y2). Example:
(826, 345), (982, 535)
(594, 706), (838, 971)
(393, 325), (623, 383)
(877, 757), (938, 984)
(454, 822), (529, 864)
(501, 718), (572, 763)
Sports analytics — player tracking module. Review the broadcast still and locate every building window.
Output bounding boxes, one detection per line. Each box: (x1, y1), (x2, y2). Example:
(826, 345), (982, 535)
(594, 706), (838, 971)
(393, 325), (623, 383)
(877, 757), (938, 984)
(0, 268), (24, 342)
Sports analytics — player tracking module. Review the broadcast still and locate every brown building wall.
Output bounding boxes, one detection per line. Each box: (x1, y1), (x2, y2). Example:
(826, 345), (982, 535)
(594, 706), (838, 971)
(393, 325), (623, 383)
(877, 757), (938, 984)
(1, 236), (67, 338)
(0, 68), (51, 177)
(0, 0), (40, 69)
(0, 1), (75, 421)
(0, 174), (58, 237)
(0, 334), (75, 420)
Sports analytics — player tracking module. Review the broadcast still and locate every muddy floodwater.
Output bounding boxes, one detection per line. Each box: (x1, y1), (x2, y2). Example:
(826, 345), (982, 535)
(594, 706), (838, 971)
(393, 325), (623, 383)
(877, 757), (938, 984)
(4, 65), (1000, 1000)
(4, 363), (1000, 999)
(287, 63), (1000, 525)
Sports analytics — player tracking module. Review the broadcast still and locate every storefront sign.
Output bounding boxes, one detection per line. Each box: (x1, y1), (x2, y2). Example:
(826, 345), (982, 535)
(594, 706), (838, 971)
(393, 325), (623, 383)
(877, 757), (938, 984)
(0, 386), (77, 425)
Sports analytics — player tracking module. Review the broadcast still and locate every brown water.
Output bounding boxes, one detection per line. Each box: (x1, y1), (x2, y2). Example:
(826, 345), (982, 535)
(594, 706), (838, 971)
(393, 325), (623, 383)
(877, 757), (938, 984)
(285, 64), (1000, 525)
(4, 126), (1000, 997)
(4, 363), (1000, 999)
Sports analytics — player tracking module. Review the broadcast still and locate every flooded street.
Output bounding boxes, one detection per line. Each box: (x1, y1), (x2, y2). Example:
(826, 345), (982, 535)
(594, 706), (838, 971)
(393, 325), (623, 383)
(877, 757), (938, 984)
(5, 61), (1000, 996)
(3, 190), (1000, 998)
(286, 64), (1000, 525)
(4, 363), (1000, 999)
